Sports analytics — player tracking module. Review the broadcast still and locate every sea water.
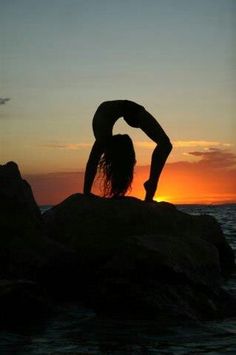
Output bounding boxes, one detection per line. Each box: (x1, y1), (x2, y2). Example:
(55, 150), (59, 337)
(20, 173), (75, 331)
(1, 205), (236, 354)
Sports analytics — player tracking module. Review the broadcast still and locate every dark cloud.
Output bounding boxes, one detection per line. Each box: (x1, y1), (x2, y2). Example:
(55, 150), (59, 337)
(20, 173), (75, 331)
(0, 98), (10, 105)
(25, 171), (85, 205)
(188, 148), (236, 169)
(41, 143), (91, 150)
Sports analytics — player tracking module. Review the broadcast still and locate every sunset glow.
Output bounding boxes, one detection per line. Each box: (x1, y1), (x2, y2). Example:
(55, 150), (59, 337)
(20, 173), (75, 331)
(25, 146), (236, 205)
(1, 0), (235, 205)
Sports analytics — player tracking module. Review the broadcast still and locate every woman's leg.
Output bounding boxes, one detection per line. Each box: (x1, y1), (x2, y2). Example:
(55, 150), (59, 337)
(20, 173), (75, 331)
(144, 138), (172, 201)
(138, 110), (172, 201)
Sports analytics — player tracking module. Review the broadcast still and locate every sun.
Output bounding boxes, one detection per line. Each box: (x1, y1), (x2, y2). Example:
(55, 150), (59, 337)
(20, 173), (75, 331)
(153, 196), (171, 203)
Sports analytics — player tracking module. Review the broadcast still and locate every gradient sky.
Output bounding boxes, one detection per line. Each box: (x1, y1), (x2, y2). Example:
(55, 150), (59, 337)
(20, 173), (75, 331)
(1, 0), (235, 204)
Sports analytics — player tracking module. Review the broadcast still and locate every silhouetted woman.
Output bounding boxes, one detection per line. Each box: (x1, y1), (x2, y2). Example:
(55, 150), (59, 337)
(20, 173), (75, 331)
(83, 100), (172, 201)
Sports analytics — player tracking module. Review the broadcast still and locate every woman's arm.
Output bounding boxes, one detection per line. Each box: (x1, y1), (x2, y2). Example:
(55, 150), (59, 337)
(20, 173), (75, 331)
(83, 140), (104, 194)
(138, 110), (172, 201)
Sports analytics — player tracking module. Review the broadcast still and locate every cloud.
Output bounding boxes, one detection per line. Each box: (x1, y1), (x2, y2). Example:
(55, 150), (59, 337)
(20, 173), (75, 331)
(42, 143), (92, 150)
(25, 171), (85, 205)
(173, 141), (232, 148)
(42, 140), (232, 152)
(188, 148), (236, 169)
(24, 148), (236, 205)
(0, 98), (10, 105)
(134, 149), (236, 204)
(134, 140), (232, 149)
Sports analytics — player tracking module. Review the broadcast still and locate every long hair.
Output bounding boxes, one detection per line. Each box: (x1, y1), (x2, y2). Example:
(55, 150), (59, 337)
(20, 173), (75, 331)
(98, 134), (136, 197)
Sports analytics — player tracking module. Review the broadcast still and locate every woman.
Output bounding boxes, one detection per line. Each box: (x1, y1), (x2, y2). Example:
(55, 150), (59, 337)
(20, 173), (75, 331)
(83, 100), (172, 202)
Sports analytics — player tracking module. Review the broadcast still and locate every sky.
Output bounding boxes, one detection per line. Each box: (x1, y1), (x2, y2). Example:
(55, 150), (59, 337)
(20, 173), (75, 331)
(1, 0), (235, 204)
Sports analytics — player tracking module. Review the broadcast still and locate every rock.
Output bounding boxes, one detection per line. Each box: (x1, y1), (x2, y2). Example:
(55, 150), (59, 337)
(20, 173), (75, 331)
(1, 161), (235, 321)
(187, 214), (235, 277)
(43, 193), (235, 320)
(0, 162), (77, 296)
(0, 279), (52, 328)
(0, 161), (41, 222)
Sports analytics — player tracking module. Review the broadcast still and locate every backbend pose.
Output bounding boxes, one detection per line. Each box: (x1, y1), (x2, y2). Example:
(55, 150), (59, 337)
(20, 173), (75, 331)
(83, 100), (172, 202)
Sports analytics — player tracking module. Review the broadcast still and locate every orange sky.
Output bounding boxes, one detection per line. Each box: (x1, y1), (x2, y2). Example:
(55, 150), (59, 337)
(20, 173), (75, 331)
(25, 148), (236, 205)
(2, 1), (235, 205)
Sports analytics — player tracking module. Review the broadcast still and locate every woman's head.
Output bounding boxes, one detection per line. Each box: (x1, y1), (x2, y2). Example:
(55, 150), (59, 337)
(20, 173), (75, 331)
(98, 134), (136, 197)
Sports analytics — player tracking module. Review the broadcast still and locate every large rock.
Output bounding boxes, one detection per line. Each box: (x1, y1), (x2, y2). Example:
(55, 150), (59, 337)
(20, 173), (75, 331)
(1, 161), (235, 321)
(43, 193), (235, 320)
(0, 279), (51, 328)
(0, 162), (76, 293)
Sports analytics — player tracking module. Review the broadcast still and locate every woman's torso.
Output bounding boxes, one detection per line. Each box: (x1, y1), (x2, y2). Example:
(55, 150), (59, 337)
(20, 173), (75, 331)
(92, 100), (144, 140)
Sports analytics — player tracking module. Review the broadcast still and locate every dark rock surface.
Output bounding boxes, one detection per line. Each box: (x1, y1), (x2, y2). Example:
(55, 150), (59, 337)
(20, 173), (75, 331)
(0, 279), (51, 328)
(0, 162), (235, 323)
(43, 193), (235, 320)
(0, 162), (77, 326)
(0, 162), (75, 280)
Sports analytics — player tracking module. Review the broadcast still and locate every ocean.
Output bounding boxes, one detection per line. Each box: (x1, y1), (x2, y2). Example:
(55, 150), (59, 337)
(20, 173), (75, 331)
(1, 204), (236, 354)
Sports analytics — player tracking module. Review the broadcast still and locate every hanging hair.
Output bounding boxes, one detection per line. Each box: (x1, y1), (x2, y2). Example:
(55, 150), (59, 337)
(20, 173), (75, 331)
(98, 134), (136, 197)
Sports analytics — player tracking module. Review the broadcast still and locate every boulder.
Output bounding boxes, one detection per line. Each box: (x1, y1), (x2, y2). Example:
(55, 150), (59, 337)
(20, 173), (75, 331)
(0, 161), (41, 221)
(0, 279), (51, 328)
(1, 161), (235, 321)
(43, 193), (235, 320)
(0, 162), (77, 293)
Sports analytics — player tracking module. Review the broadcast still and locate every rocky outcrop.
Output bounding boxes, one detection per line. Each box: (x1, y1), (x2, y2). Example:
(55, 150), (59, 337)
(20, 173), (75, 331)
(0, 162), (77, 314)
(0, 161), (41, 221)
(43, 193), (235, 320)
(0, 162), (235, 322)
(0, 279), (51, 328)
(0, 161), (76, 278)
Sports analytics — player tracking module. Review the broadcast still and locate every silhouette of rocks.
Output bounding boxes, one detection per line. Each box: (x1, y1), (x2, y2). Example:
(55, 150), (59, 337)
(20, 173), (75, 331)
(1, 162), (235, 322)
(0, 161), (75, 280)
(0, 161), (41, 225)
(0, 279), (51, 328)
(43, 193), (235, 320)
(0, 162), (77, 324)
